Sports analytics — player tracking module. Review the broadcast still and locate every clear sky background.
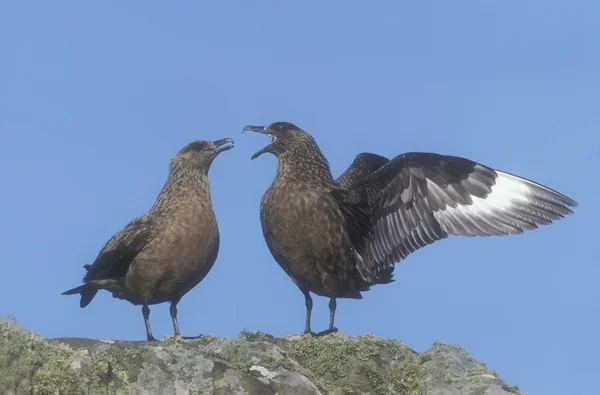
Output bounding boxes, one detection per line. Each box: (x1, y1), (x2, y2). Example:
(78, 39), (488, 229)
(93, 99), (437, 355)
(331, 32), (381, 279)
(1, 2), (598, 394)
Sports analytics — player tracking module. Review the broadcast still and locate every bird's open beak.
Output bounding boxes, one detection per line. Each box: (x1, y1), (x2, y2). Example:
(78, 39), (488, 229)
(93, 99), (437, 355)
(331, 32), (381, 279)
(243, 125), (274, 160)
(211, 138), (234, 154)
(243, 125), (266, 134)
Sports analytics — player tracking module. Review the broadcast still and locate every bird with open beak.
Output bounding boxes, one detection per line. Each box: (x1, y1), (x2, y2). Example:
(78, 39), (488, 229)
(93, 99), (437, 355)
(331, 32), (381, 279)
(245, 122), (576, 336)
(63, 138), (234, 341)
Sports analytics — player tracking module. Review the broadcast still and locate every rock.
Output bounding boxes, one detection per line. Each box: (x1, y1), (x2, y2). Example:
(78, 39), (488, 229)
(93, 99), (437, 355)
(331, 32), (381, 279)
(0, 319), (521, 395)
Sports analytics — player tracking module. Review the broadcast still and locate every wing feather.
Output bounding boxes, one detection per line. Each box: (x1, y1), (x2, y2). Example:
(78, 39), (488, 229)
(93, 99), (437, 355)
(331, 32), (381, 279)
(83, 215), (154, 282)
(335, 152), (577, 284)
(336, 153), (390, 187)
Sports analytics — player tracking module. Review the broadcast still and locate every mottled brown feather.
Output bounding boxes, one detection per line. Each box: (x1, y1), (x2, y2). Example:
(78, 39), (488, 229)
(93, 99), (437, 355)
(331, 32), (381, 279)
(63, 139), (231, 309)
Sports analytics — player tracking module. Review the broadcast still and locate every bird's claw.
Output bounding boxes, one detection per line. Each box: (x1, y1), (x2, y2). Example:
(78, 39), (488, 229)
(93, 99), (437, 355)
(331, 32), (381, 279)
(315, 328), (338, 336)
(182, 334), (203, 340)
(304, 328), (338, 337)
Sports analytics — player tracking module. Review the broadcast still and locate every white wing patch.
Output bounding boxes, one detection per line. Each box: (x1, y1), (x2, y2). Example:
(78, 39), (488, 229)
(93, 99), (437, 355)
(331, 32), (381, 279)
(432, 170), (574, 236)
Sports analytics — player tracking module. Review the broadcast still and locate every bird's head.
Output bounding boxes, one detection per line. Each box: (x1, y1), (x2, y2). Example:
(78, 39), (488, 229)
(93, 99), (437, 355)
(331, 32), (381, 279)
(171, 138), (234, 172)
(243, 122), (317, 160)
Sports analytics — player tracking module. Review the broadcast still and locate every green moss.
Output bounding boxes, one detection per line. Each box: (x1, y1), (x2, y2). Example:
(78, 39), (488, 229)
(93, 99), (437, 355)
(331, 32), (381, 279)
(420, 353), (433, 363)
(235, 361), (252, 372)
(445, 366), (498, 386)
(160, 335), (187, 347)
(390, 348), (425, 395)
(342, 386), (358, 395)
(364, 367), (387, 395)
(278, 333), (387, 393)
(273, 333), (429, 394)
(258, 351), (295, 371)
(285, 333), (369, 380)
(194, 334), (218, 346)
(503, 384), (520, 393)
(1, 321), (518, 395)
(0, 321), (83, 394)
(87, 345), (148, 392)
(0, 321), (151, 395)
(239, 330), (275, 343)
(32, 342), (84, 394)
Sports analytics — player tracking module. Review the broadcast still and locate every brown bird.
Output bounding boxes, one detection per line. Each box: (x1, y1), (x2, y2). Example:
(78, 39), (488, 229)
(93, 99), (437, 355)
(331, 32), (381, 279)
(244, 122), (577, 335)
(63, 138), (233, 340)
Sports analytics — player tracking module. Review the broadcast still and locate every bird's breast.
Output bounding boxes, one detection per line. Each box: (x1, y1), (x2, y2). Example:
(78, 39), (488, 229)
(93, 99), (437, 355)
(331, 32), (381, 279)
(259, 181), (361, 296)
(152, 206), (220, 267)
(260, 183), (349, 262)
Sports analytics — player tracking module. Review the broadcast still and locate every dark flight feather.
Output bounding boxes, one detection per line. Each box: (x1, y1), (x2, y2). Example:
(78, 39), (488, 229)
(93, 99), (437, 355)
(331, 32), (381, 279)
(62, 215), (154, 306)
(336, 153), (389, 187)
(85, 216), (154, 282)
(336, 152), (578, 283)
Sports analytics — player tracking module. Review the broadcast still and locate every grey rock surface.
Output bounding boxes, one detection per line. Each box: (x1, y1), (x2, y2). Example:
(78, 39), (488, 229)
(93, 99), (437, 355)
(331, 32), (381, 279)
(0, 319), (521, 395)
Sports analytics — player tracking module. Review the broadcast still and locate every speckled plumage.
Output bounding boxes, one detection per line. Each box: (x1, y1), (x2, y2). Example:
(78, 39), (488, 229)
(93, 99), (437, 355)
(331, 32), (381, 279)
(245, 122), (577, 335)
(63, 138), (233, 340)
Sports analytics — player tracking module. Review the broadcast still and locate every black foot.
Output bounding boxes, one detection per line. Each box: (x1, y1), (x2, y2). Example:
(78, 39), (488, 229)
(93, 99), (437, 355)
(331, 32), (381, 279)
(303, 328), (338, 337)
(315, 328), (338, 337)
(146, 336), (157, 341)
(182, 334), (203, 340)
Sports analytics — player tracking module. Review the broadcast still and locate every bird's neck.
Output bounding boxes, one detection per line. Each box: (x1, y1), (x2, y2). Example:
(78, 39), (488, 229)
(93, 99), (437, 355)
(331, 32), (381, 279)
(275, 152), (334, 186)
(153, 168), (213, 212)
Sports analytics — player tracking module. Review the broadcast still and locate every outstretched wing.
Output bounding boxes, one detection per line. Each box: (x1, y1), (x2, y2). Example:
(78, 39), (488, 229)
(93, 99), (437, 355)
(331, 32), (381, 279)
(336, 153), (389, 188)
(83, 214), (154, 282)
(336, 152), (578, 283)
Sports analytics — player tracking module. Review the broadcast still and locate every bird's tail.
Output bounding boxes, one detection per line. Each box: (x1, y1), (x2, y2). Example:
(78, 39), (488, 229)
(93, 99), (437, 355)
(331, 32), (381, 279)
(62, 284), (98, 308)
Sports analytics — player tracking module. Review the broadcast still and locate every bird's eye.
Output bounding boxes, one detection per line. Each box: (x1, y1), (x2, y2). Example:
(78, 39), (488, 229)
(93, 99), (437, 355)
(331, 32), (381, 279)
(189, 142), (207, 152)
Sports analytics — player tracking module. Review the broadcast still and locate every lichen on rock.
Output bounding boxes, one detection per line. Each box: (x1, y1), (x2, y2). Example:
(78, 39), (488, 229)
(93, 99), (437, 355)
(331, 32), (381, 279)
(0, 320), (521, 395)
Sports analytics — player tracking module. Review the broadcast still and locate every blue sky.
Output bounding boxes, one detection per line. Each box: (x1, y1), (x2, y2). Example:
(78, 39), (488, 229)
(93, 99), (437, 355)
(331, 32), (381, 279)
(1, 2), (598, 394)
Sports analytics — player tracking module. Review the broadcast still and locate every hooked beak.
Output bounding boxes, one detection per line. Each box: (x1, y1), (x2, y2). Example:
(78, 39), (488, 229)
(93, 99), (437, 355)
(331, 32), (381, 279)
(243, 125), (266, 134)
(243, 125), (274, 160)
(211, 138), (234, 154)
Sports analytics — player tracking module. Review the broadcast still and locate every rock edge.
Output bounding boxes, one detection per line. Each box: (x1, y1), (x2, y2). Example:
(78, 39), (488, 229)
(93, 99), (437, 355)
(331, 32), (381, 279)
(0, 319), (521, 395)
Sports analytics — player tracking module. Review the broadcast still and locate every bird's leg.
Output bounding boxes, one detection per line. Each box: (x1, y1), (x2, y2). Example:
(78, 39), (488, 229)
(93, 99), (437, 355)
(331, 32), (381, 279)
(314, 297), (339, 337)
(170, 301), (180, 337)
(300, 288), (314, 335)
(174, 298), (202, 340)
(142, 304), (156, 341)
(328, 297), (337, 332)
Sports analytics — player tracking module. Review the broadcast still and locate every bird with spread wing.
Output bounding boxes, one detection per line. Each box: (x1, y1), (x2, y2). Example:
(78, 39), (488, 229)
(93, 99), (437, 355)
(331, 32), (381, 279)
(245, 122), (577, 335)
